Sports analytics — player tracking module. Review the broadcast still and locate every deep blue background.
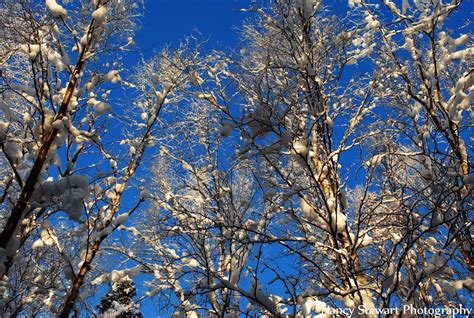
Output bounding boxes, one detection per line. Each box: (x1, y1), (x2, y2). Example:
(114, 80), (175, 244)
(103, 0), (473, 316)
(130, 1), (253, 316)
(135, 0), (254, 56)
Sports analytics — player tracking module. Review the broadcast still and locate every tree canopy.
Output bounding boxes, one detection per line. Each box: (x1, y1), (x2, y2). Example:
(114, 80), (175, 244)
(0, 0), (472, 317)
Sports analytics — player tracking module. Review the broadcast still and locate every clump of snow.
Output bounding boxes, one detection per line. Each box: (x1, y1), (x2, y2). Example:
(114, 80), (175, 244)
(382, 262), (397, 292)
(187, 258), (199, 267)
(348, 0), (361, 7)
(162, 82), (173, 91)
(364, 13), (380, 30)
(94, 101), (112, 116)
(32, 224), (59, 249)
(32, 239), (44, 249)
(92, 265), (143, 285)
(220, 122), (234, 137)
(291, 138), (309, 167)
(449, 47), (474, 61)
(30, 175), (90, 221)
(463, 175), (474, 186)
(300, 197), (315, 220)
(110, 159), (118, 170)
(357, 234), (373, 248)
(5, 231), (21, 257)
(47, 49), (68, 71)
(45, 0), (67, 18)
(300, 297), (330, 316)
(189, 73), (204, 86)
(245, 105), (272, 137)
(0, 122), (9, 140)
(113, 213), (129, 226)
(140, 190), (150, 200)
(155, 91), (165, 106)
(366, 154), (385, 167)
(105, 70), (121, 83)
(293, 139), (308, 156)
(92, 5), (107, 25)
(195, 92), (212, 100)
(324, 115), (334, 129)
(297, 0), (321, 19)
(300, 197), (328, 230)
(4, 142), (23, 162)
(21, 44), (41, 61)
(462, 279), (473, 291)
(333, 211), (347, 232)
(431, 210), (444, 227)
(0, 101), (16, 121)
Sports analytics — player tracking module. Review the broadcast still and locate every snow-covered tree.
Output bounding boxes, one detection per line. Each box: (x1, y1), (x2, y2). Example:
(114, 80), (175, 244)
(136, 0), (472, 316)
(97, 275), (143, 318)
(0, 0), (149, 316)
(1, 0), (472, 317)
(131, 95), (275, 316)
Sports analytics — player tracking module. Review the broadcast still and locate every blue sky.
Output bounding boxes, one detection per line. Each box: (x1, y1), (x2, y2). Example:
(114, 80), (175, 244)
(116, 2), (355, 315)
(96, 0), (473, 316)
(117, 1), (254, 316)
(135, 0), (254, 56)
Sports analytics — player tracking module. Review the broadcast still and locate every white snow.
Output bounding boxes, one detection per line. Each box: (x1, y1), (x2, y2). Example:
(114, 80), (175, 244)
(110, 159), (118, 170)
(463, 175), (474, 186)
(190, 73), (203, 86)
(293, 139), (308, 156)
(324, 116), (334, 129)
(4, 142), (23, 162)
(297, 0), (321, 19)
(40, 227), (58, 246)
(0, 122), (8, 140)
(92, 6), (107, 25)
(105, 70), (121, 83)
(31, 175), (90, 221)
(155, 91), (164, 106)
(301, 297), (330, 316)
(61, 189), (86, 221)
(92, 266), (143, 285)
(334, 212), (347, 232)
(0, 101), (16, 121)
(382, 0), (400, 14)
(402, 0), (410, 14)
(45, 0), (67, 18)
(52, 119), (64, 129)
(348, 0), (361, 7)
(160, 82), (172, 92)
(32, 239), (44, 249)
(448, 47), (474, 60)
(220, 123), (234, 137)
(47, 50), (67, 71)
(140, 190), (150, 200)
(431, 211), (444, 227)
(113, 213), (129, 226)
(21, 44), (41, 61)
(300, 197), (315, 220)
(5, 234), (20, 256)
(366, 154), (385, 167)
(94, 101), (112, 116)
(187, 258), (199, 267)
